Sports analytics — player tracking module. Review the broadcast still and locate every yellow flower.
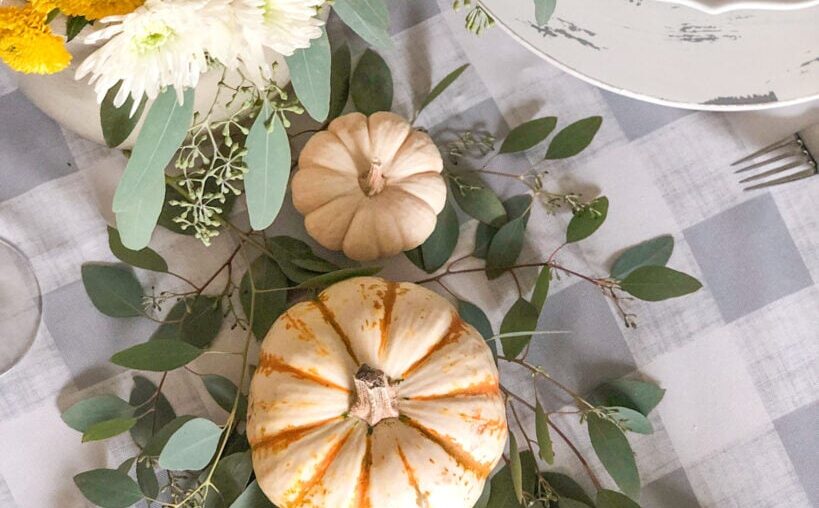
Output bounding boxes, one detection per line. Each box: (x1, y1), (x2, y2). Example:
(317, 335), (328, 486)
(0, 30), (71, 74)
(55, 0), (145, 20)
(0, 5), (71, 74)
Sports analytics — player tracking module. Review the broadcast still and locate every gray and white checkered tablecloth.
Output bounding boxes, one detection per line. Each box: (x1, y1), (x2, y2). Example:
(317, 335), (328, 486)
(1, 2), (818, 507)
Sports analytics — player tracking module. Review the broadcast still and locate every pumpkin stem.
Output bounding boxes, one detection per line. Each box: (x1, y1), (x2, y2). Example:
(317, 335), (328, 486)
(360, 158), (386, 196)
(349, 364), (399, 426)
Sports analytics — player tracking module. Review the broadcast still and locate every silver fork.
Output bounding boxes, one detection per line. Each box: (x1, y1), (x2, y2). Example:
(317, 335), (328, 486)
(732, 123), (819, 191)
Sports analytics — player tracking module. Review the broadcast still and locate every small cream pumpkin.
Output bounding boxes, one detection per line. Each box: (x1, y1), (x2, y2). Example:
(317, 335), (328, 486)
(247, 277), (507, 508)
(292, 112), (446, 261)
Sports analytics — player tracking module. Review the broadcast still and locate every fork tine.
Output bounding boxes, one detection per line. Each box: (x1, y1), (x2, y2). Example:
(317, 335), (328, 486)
(738, 160), (805, 183)
(731, 135), (799, 166)
(744, 167), (819, 191)
(733, 150), (804, 174)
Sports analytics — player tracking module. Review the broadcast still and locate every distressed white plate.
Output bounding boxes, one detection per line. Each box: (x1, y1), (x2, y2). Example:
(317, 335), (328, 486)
(481, 0), (819, 110)
(660, 0), (819, 14)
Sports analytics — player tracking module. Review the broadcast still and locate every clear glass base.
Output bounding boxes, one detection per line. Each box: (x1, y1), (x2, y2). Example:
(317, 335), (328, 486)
(0, 237), (41, 376)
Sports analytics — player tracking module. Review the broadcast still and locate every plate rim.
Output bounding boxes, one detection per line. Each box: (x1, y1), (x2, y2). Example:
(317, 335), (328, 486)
(482, 2), (819, 112)
(657, 0), (819, 14)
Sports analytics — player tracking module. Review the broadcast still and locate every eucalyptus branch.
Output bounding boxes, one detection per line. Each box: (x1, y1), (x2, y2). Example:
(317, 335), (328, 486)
(499, 356), (594, 410)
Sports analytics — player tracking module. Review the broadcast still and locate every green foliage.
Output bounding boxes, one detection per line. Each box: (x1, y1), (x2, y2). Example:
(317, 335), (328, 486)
(534, 0), (557, 25)
(620, 266), (702, 301)
(486, 195), (532, 279)
(286, 29), (331, 122)
(500, 298), (540, 358)
(81, 263), (144, 318)
(107, 227), (167, 272)
(611, 235), (674, 280)
(608, 406), (653, 434)
(531, 266), (551, 311)
(244, 99), (291, 231)
(240, 255), (288, 340)
(473, 481), (491, 508)
(487, 450), (537, 507)
(535, 402), (555, 464)
(351, 49), (393, 115)
(297, 266), (383, 288)
(62, 395), (134, 433)
(111, 340), (202, 372)
(129, 376), (176, 448)
(265, 236), (330, 283)
(458, 300), (494, 343)
(541, 472), (595, 507)
(419, 64), (470, 115)
(230, 480), (275, 508)
(65, 15), (89, 41)
(545, 116), (602, 160)
(179, 295), (223, 348)
(509, 433), (524, 502)
(143, 415), (196, 457)
(158, 417), (222, 471)
(100, 81), (146, 148)
(204, 374), (248, 418)
(73, 469), (142, 508)
(567, 196), (608, 243)
(587, 412), (640, 499)
(135, 459), (159, 499)
(113, 87), (194, 250)
(500, 117), (557, 154)
(208, 451), (253, 507)
(597, 489), (642, 508)
(450, 172), (507, 227)
(333, 0), (392, 49)
(590, 378), (666, 416)
(407, 198), (459, 273)
(82, 417), (137, 442)
(329, 43), (352, 121)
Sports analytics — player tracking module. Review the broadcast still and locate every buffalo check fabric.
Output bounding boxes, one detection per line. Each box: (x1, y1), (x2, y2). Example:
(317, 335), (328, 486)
(1, 1), (818, 506)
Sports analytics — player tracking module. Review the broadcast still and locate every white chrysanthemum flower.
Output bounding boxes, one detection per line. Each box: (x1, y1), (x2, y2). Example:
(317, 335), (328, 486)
(231, 0), (325, 85)
(76, 0), (233, 109)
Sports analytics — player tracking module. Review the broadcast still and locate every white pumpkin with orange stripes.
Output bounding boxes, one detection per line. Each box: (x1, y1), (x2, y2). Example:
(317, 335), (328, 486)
(292, 112), (446, 262)
(247, 277), (508, 508)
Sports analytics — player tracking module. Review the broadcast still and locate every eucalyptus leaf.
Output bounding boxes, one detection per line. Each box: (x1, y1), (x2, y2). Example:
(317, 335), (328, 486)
(473, 222), (496, 259)
(500, 298), (540, 358)
(332, 0), (392, 49)
(351, 49), (393, 115)
(74, 469), (143, 508)
(229, 480), (275, 508)
(566, 196), (608, 243)
(82, 417), (138, 442)
(143, 415), (196, 457)
(487, 450), (537, 508)
(608, 406), (653, 435)
(150, 299), (187, 341)
(245, 100), (291, 231)
(458, 300), (494, 343)
(473, 480), (491, 508)
(535, 402), (554, 464)
(203, 375), (248, 418)
(297, 266), (383, 288)
(62, 395), (134, 432)
(111, 340), (202, 372)
(560, 499), (593, 508)
(114, 87), (194, 250)
(107, 227), (168, 272)
(450, 172), (507, 227)
(157, 184), (195, 235)
(81, 263), (144, 318)
(597, 489), (642, 508)
(541, 472), (595, 507)
(117, 457), (136, 475)
(545, 116), (602, 160)
(286, 29), (331, 122)
(500, 117), (557, 154)
(620, 266), (702, 301)
(208, 451), (253, 507)
(158, 417), (222, 471)
(129, 375), (176, 447)
(534, 0), (557, 26)
(136, 460), (159, 499)
(509, 433), (524, 503)
(587, 412), (640, 499)
(419, 198), (459, 273)
(419, 64), (469, 115)
(180, 296), (223, 348)
(100, 81), (147, 148)
(265, 236), (321, 283)
(486, 217), (527, 280)
(291, 257), (338, 273)
(240, 256), (288, 340)
(531, 266), (551, 311)
(65, 15), (89, 41)
(589, 379), (665, 416)
(611, 235), (674, 280)
(329, 43), (352, 121)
